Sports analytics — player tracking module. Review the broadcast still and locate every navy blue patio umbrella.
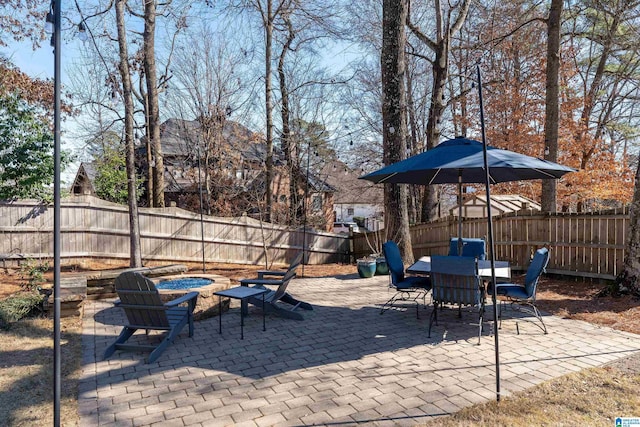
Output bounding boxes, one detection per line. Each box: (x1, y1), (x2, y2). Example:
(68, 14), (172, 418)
(360, 68), (576, 402)
(359, 136), (575, 245)
(359, 137), (575, 185)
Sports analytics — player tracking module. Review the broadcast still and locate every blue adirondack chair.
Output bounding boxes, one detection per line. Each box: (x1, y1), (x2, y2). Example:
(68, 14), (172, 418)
(240, 252), (312, 320)
(104, 272), (198, 363)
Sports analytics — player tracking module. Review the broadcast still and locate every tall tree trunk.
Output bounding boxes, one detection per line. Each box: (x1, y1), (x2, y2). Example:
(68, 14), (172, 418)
(144, 0), (165, 207)
(143, 92), (153, 206)
(115, 0), (142, 267)
(421, 40), (447, 222)
(264, 0), (274, 223)
(382, 0), (412, 262)
(615, 155), (640, 296)
(278, 15), (297, 224)
(408, 0), (470, 223)
(541, 0), (562, 212)
(405, 61), (419, 224)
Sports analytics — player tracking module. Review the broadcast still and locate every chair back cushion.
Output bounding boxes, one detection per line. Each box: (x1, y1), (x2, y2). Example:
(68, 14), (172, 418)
(430, 256), (481, 306)
(524, 247), (550, 297)
(382, 241), (405, 283)
(448, 238), (486, 260)
(115, 272), (170, 328)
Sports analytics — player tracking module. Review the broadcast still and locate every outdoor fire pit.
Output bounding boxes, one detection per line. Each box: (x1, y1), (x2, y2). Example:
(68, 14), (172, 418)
(154, 274), (231, 320)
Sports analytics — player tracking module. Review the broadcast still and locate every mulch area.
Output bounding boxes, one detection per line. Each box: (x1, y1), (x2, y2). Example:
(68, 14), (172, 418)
(536, 275), (640, 335)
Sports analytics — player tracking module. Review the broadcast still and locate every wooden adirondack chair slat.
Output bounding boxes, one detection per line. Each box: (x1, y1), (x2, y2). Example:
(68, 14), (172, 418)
(104, 272), (198, 363)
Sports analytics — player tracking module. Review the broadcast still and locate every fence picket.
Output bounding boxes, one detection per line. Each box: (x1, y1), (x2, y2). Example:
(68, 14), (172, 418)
(353, 210), (628, 280)
(0, 196), (350, 267)
(0, 196), (631, 280)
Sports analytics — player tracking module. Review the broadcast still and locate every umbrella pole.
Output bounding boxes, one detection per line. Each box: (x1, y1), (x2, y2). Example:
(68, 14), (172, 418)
(458, 171), (463, 255)
(477, 65), (501, 402)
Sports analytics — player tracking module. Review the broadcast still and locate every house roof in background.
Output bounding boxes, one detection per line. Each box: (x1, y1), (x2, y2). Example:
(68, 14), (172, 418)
(80, 162), (97, 182)
(157, 118), (275, 163)
(69, 162), (98, 193)
(307, 172), (337, 193)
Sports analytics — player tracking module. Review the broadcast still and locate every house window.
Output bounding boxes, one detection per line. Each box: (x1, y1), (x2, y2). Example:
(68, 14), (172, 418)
(312, 195), (322, 212)
(347, 208), (354, 216)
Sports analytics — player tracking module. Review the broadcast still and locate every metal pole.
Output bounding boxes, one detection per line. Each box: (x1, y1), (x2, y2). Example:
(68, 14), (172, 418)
(302, 141), (311, 277)
(478, 65), (501, 402)
(197, 142), (206, 272)
(53, 0), (62, 423)
(457, 171), (463, 255)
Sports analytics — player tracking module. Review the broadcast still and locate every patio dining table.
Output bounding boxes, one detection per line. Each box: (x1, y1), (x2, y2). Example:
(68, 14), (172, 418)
(407, 256), (511, 280)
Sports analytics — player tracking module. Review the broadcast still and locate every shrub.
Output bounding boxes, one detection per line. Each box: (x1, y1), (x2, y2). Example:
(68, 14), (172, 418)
(0, 291), (44, 329)
(19, 258), (49, 291)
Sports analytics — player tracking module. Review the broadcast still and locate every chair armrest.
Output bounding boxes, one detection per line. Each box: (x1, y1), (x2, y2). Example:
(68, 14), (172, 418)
(165, 291), (199, 308)
(257, 270), (287, 279)
(240, 278), (285, 287)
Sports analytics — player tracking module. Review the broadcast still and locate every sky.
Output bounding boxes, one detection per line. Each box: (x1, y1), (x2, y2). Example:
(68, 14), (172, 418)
(8, 41), (56, 80)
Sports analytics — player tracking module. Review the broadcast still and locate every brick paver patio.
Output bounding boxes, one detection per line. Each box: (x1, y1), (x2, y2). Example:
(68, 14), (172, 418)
(79, 274), (640, 426)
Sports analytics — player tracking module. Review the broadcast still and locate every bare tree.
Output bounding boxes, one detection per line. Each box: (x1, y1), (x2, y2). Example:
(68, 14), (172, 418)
(382, 0), (412, 262)
(407, 0), (471, 222)
(168, 24), (249, 214)
(541, 0), (563, 212)
(142, 0), (165, 207)
(115, 0), (142, 267)
(239, 0), (294, 222)
(276, 12), (298, 224)
(273, 1), (343, 226)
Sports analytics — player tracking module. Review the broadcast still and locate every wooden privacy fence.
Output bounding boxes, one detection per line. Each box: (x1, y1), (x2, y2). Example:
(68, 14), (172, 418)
(0, 195), (350, 267)
(354, 209), (629, 281)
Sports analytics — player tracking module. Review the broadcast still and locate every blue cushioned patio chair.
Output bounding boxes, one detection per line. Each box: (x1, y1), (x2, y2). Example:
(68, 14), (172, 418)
(380, 241), (431, 318)
(104, 272), (199, 363)
(240, 252), (312, 321)
(495, 247), (550, 334)
(448, 237), (486, 260)
(429, 255), (484, 344)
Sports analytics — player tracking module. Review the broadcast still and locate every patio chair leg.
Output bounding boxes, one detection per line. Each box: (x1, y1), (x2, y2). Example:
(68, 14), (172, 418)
(531, 304), (548, 334)
(502, 300), (548, 335)
(477, 304), (484, 345)
(104, 326), (136, 359)
(428, 302), (439, 338)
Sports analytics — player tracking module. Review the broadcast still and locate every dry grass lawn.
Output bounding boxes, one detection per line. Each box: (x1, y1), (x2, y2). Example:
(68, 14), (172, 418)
(422, 365), (640, 426)
(1, 261), (640, 426)
(0, 317), (82, 426)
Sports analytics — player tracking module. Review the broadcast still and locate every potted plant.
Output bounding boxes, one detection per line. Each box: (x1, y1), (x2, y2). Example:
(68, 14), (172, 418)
(363, 228), (389, 275)
(356, 255), (377, 278)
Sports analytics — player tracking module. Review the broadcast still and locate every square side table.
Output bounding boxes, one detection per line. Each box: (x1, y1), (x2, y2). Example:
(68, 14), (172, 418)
(214, 286), (268, 339)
